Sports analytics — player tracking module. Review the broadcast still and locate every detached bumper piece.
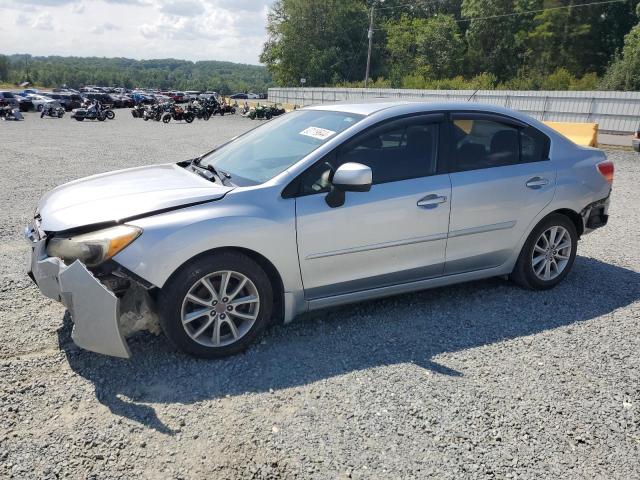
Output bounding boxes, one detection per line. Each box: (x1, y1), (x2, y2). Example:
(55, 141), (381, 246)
(28, 239), (131, 358)
(581, 196), (610, 233)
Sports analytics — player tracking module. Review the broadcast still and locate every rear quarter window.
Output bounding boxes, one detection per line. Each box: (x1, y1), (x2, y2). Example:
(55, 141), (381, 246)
(521, 126), (550, 162)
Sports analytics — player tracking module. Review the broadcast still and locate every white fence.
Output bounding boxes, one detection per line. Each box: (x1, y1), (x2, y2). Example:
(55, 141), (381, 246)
(268, 87), (640, 133)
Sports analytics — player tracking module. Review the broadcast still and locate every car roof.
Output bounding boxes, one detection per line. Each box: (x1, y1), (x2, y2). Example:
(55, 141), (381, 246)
(306, 101), (528, 118)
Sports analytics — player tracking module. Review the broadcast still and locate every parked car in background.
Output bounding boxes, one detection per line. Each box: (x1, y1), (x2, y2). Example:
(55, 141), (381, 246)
(27, 94), (59, 112)
(171, 92), (188, 103)
(83, 92), (114, 107)
(14, 94), (34, 112)
(0, 91), (20, 109)
(230, 93), (248, 99)
(26, 102), (613, 360)
(131, 92), (155, 105)
(45, 93), (83, 111)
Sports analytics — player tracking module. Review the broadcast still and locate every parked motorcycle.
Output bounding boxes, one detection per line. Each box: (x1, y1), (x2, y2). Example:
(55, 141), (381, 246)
(130, 104), (146, 118)
(162, 105), (195, 123)
(71, 105), (107, 121)
(40, 104), (65, 118)
(217, 102), (237, 115)
(144, 103), (169, 121)
(0, 106), (24, 121)
(247, 104), (272, 120)
(187, 101), (211, 121)
(268, 105), (286, 117)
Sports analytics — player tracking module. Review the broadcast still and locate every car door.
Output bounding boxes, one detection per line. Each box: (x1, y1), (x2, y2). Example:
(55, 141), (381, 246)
(294, 114), (452, 300)
(444, 112), (556, 274)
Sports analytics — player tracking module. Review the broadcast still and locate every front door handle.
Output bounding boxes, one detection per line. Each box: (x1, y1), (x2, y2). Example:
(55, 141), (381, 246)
(417, 194), (447, 209)
(525, 177), (550, 189)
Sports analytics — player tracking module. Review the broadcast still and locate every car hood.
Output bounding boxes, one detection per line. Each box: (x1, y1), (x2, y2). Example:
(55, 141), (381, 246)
(37, 163), (233, 232)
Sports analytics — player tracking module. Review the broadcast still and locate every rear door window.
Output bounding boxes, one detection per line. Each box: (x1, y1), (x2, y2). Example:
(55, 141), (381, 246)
(451, 116), (550, 172)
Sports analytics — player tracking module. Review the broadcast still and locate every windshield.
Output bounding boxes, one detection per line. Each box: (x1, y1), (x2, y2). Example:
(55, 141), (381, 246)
(200, 110), (364, 185)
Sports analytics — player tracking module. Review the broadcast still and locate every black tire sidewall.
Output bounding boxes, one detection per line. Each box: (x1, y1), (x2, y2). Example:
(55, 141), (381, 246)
(159, 252), (274, 358)
(519, 214), (578, 290)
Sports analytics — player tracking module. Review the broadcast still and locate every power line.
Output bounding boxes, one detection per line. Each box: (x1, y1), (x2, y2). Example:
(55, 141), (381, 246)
(372, 0), (631, 28)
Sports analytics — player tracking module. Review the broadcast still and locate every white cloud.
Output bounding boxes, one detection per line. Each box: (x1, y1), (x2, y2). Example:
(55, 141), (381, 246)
(14, 11), (56, 30)
(1, 0), (274, 64)
(92, 22), (121, 34)
(159, 0), (204, 17)
(15, 13), (30, 26)
(32, 12), (55, 30)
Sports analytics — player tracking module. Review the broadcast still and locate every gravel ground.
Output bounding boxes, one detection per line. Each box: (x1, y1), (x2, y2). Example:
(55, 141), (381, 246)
(0, 112), (638, 479)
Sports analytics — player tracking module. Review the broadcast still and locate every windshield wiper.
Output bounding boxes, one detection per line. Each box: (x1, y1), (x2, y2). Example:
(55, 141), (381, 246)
(192, 157), (232, 182)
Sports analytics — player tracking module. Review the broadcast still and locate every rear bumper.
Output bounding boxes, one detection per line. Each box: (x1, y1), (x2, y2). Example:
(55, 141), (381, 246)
(581, 196), (610, 234)
(27, 238), (131, 358)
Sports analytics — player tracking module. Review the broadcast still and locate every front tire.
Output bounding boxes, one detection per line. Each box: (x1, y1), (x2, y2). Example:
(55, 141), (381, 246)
(511, 213), (578, 290)
(159, 252), (274, 358)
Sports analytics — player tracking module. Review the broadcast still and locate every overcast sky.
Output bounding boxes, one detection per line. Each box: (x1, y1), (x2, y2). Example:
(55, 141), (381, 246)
(0, 0), (274, 65)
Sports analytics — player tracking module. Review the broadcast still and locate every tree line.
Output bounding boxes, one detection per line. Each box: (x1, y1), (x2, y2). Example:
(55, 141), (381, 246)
(260, 0), (640, 90)
(0, 55), (273, 93)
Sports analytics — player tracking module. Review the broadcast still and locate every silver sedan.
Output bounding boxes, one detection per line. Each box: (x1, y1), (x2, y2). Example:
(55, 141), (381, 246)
(25, 102), (613, 358)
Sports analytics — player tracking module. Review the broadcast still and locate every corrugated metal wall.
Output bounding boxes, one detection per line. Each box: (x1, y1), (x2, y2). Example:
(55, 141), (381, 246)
(268, 88), (640, 133)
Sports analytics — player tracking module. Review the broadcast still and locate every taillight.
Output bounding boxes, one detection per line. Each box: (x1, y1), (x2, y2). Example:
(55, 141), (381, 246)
(597, 161), (614, 183)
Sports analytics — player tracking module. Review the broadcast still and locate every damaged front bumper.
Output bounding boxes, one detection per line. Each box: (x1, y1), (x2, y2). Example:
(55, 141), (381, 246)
(27, 236), (132, 358)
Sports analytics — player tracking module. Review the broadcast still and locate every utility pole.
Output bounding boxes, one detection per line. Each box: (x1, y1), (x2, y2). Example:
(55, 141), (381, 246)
(364, 4), (374, 88)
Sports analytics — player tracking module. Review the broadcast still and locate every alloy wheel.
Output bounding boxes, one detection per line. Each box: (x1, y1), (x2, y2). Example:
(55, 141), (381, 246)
(531, 226), (572, 281)
(180, 270), (260, 348)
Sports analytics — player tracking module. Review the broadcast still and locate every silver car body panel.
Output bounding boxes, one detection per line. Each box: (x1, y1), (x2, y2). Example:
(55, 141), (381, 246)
(37, 163), (233, 232)
(27, 101), (612, 357)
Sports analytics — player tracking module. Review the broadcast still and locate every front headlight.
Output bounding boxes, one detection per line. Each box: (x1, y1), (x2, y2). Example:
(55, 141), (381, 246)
(46, 225), (142, 267)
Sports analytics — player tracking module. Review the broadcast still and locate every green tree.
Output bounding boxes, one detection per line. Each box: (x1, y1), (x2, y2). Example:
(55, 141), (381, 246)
(386, 14), (464, 86)
(526, 0), (637, 77)
(601, 4), (640, 90)
(2, 55), (272, 93)
(260, 0), (370, 86)
(462, 0), (539, 81)
(0, 55), (9, 82)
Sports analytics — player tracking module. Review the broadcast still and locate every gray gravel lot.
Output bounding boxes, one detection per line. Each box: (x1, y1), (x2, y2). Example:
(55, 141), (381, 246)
(0, 112), (638, 479)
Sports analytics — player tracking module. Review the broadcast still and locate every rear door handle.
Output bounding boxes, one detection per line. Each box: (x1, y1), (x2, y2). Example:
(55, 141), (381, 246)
(417, 194), (447, 209)
(525, 177), (550, 189)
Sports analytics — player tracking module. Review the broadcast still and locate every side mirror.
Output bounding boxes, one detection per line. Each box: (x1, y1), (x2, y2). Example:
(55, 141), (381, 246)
(325, 162), (372, 208)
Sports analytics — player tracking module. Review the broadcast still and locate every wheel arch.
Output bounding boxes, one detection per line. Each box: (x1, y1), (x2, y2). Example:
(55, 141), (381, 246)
(548, 208), (584, 238)
(162, 246), (286, 324)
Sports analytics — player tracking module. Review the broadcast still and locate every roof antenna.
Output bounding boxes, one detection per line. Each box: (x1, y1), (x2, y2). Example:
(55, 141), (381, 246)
(467, 89), (479, 102)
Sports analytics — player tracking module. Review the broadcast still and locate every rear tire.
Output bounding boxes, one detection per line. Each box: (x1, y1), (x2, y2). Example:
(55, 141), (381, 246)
(185, 112), (195, 123)
(105, 110), (115, 120)
(159, 252), (274, 358)
(510, 213), (578, 290)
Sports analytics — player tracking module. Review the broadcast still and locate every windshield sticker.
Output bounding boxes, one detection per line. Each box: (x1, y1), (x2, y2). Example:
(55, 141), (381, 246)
(299, 126), (336, 141)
